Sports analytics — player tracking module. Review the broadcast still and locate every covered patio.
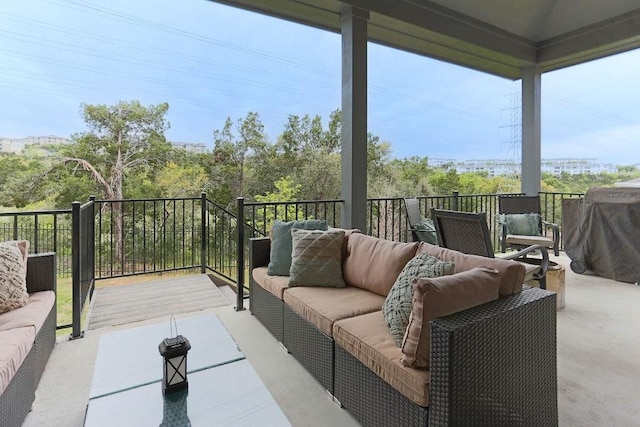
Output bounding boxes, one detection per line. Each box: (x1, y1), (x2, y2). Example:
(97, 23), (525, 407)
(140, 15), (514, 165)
(211, 0), (640, 231)
(23, 253), (640, 426)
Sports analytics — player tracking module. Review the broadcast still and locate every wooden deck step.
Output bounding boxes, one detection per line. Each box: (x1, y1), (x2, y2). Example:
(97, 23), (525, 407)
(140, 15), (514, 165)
(87, 274), (231, 330)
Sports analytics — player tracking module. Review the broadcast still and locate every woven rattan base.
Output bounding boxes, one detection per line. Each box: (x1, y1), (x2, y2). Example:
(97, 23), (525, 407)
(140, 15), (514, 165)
(34, 305), (56, 385)
(335, 344), (429, 427)
(0, 342), (36, 427)
(283, 305), (334, 394)
(250, 282), (284, 342)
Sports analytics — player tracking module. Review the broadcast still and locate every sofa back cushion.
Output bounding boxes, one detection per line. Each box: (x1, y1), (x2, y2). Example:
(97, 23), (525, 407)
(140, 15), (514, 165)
(342, 234), (419, 296)
(416, 242), (524, 296)
(400, 267), (501, 369)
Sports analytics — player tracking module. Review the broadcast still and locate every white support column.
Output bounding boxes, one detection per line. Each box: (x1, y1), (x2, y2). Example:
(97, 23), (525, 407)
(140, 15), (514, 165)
(341, 7), (369, 230)
(521, 66), (542, 195)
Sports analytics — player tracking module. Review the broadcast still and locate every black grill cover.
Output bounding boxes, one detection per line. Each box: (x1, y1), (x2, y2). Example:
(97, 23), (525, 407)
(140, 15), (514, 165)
(562, 187), (640, 283)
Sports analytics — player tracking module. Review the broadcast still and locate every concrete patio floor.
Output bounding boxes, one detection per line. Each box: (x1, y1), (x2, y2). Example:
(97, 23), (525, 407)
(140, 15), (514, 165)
(22, 253), (640, 426)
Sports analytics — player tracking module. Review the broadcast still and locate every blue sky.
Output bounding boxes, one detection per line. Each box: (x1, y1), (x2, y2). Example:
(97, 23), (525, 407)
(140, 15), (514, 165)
(1, 0), (639, 165)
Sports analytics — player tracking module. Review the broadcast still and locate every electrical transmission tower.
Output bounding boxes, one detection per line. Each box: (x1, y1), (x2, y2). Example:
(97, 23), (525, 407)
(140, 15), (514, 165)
(499, 92), (521, 177)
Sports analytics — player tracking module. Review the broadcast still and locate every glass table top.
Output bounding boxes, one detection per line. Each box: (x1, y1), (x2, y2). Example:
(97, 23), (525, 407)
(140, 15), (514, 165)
(89, 314), (244, 399)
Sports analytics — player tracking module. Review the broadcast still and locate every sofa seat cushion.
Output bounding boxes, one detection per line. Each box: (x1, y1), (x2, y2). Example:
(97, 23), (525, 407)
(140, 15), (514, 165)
(0, 291), (55, 334)
(334, 311), (431, 407)
(343, 234), (419, 296)
(417, 242), (524, 296)
(0, 326), (35, 395)
(284, 287), (385, 336)
(252, 267), (290, 300)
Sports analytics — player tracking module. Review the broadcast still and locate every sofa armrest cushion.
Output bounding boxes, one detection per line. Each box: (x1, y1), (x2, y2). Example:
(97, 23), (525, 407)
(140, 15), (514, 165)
(343, 234), (419, 296)
(400, 267), (501, 369)
(417, 242), (524, 297)
(383, 252), (455, 346)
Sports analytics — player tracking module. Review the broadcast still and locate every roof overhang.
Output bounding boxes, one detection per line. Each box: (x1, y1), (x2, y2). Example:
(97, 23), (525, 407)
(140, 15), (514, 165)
(210, 0), (640, 80)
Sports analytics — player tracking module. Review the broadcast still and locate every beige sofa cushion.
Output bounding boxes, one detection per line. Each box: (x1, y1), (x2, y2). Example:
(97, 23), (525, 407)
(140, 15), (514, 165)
(328, 227), (362, 259)
(284, 286), (385, 336)
(252, 266), (290, 300)
(0, 291), (55, 334)
(0, 326), (35, 395)
(417, 242), (524, 297)
(334, 311), (431, 407)
(400, 268), (501, 369)
(343, 234), (419, 296)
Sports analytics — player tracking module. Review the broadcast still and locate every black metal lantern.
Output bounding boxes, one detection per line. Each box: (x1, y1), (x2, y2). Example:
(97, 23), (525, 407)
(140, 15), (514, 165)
(158, 318), (191, 395)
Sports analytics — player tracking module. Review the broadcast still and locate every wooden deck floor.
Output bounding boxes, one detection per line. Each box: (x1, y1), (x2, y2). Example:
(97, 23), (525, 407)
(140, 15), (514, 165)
(87, 274), (231, 330)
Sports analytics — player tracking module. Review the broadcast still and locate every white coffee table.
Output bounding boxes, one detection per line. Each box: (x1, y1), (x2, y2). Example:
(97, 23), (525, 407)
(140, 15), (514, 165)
(85, 314), (290, 426)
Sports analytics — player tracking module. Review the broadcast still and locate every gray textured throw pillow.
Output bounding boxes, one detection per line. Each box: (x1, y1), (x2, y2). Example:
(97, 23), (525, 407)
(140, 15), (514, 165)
(267, 219), (328, 276)
(382, 252), (455, 346)
(289, 229), (346, 287)
(0, 241), (29, 315)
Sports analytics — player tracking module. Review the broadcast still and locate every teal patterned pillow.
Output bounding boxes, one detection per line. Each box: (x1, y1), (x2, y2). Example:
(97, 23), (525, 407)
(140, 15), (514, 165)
(267, 219), (328, 276)
(382, 252), (455, 346)
(500, 213), (541, 236)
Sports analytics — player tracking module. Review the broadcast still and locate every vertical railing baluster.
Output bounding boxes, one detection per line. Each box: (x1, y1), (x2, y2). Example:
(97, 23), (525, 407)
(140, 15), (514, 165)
(201, 193), (207, 274)
(71, 201), (82, 339)
(236, 197), (245, 311)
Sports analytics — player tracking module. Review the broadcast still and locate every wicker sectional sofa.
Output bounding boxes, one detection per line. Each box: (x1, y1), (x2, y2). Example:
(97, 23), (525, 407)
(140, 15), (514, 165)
(0, 253), (57, 427)
(249, 232), (558, 426)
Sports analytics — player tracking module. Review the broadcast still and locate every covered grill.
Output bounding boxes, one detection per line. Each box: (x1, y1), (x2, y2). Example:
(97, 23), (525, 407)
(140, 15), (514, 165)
(562, 188), (640, 283)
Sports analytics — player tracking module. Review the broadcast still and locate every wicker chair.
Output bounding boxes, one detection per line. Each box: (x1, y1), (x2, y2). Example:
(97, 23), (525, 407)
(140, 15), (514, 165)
(404, 198), (437, 244)
(431, 209), (549, 289)
(498, 195), (560, 256)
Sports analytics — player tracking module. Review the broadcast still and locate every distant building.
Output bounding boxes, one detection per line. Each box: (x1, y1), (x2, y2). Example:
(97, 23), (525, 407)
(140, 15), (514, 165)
(429, 158), (618, 177)
(541, 158), (617, 176)
(0, 135), (70, 154)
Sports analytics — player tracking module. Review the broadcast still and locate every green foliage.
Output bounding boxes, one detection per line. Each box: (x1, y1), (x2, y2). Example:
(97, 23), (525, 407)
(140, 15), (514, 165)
(59, 100), (172, 200)
(251, 177), (306, 232)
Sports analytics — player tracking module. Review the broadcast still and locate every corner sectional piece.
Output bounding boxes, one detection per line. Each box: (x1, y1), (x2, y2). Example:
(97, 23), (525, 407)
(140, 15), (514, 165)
(249, 235), (558, 426)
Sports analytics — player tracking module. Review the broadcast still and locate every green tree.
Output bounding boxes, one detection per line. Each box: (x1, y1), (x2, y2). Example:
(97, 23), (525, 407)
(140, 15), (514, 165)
(59, 100), (172, 260)
(206, 112), (268, 208)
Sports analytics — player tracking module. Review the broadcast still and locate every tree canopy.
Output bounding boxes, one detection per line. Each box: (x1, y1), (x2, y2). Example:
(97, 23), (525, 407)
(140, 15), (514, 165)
(1, 99), (638, 213)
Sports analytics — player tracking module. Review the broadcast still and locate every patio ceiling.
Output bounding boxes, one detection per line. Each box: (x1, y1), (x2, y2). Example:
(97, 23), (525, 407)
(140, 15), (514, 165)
(212, 0), (640, 79)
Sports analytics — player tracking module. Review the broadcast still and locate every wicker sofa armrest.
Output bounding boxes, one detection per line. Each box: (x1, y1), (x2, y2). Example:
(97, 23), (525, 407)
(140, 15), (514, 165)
(429, 287), (557, 426)
(249, 237), (271, 270)
(26, 253), (56, 294)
